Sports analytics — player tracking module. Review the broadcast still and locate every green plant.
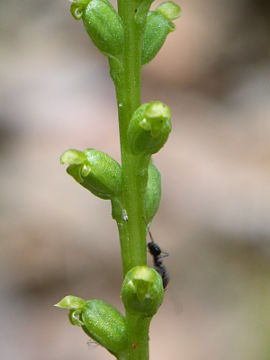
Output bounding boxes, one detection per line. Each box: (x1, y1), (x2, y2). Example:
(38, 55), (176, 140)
(55, 0), (181, 359)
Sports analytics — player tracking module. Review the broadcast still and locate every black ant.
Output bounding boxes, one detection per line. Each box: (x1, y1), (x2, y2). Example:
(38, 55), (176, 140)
(146, 225), (169, 289)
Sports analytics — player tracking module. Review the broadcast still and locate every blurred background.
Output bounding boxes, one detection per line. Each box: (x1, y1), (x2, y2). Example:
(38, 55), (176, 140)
(1, 0), (270, 359)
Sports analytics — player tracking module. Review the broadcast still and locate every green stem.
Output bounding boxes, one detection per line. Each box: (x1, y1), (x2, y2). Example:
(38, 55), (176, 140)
(110, 1), (152, 359)
(110, 0), (149, 276)
(118, 314), (151, 360)
(112, 154), (150, 274)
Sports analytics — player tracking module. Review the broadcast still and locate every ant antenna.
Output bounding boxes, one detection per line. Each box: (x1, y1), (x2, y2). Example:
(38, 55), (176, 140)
(143, 218), (155, 243)
(147, 227), (155, 244)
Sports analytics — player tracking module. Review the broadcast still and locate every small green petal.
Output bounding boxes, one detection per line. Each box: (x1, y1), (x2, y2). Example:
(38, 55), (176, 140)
(145, 100), (171, 120)
(60, 149), (86, 165)
(54, 295), (86, 310)
(70, 4), (84, 20)
(69, 309), (84, 326)
(156, 1), (182, 21)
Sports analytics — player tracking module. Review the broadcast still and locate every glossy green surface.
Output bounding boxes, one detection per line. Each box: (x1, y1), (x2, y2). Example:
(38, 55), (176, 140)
(61, 148), (122, 199)
(142, 11), (170, 65)
(121, 266), (164, 317)
(127, 101), (172, 155)
(146, 162), (161, 224)
(82, 300), (127, 355)
(82, 0), (124, 57)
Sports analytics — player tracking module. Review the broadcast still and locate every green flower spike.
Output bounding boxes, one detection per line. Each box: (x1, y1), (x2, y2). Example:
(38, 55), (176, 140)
(121, 266), (164, 317)
(127, 101), (172, 155)
(70, 0), (124, 58)
(60, 148), (122, 200)
(59, 0), (181, 356)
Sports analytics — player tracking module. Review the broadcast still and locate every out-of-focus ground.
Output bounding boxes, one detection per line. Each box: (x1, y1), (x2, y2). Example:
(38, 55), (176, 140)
(1, 0), (270, 359)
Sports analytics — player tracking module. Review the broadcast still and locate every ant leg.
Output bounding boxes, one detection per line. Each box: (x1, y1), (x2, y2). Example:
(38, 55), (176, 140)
(159, 251), (169, 259)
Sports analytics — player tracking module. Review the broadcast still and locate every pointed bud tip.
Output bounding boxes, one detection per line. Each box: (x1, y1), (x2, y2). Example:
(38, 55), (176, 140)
(54, 295), (86, 310)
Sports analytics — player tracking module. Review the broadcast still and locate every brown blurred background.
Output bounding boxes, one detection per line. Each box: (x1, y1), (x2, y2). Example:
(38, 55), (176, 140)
(1, 0), (270, 359)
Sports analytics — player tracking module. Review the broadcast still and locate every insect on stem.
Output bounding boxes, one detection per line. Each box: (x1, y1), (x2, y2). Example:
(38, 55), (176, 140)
(145, 221), (169, 289)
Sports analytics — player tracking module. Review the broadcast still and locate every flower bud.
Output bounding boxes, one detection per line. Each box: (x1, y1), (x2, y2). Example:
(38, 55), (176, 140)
(81, 300), (127, 355)
(55, 296), (127, 356)
(146, 162), (161, 224)
(70, 0), (124, 58)
(60, 148), (122, 200)
(142, 2), (181, 65)
(121, 266), (164, 317)
(127, 101), (172, 155)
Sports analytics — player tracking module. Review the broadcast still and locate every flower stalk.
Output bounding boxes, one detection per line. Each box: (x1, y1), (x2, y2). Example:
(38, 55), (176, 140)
(56, 0), (181, 359)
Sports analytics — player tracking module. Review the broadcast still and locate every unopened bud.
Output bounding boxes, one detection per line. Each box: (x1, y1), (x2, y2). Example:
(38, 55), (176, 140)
(70, 0), (124, 58)
(142, 2), (181, 65)
(81, 300), (127, 355)
(127, 101), (172, 155)
(60, 148), (122, 200)
(55, 296), (127, 356)
(121, 266), (164, 317)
